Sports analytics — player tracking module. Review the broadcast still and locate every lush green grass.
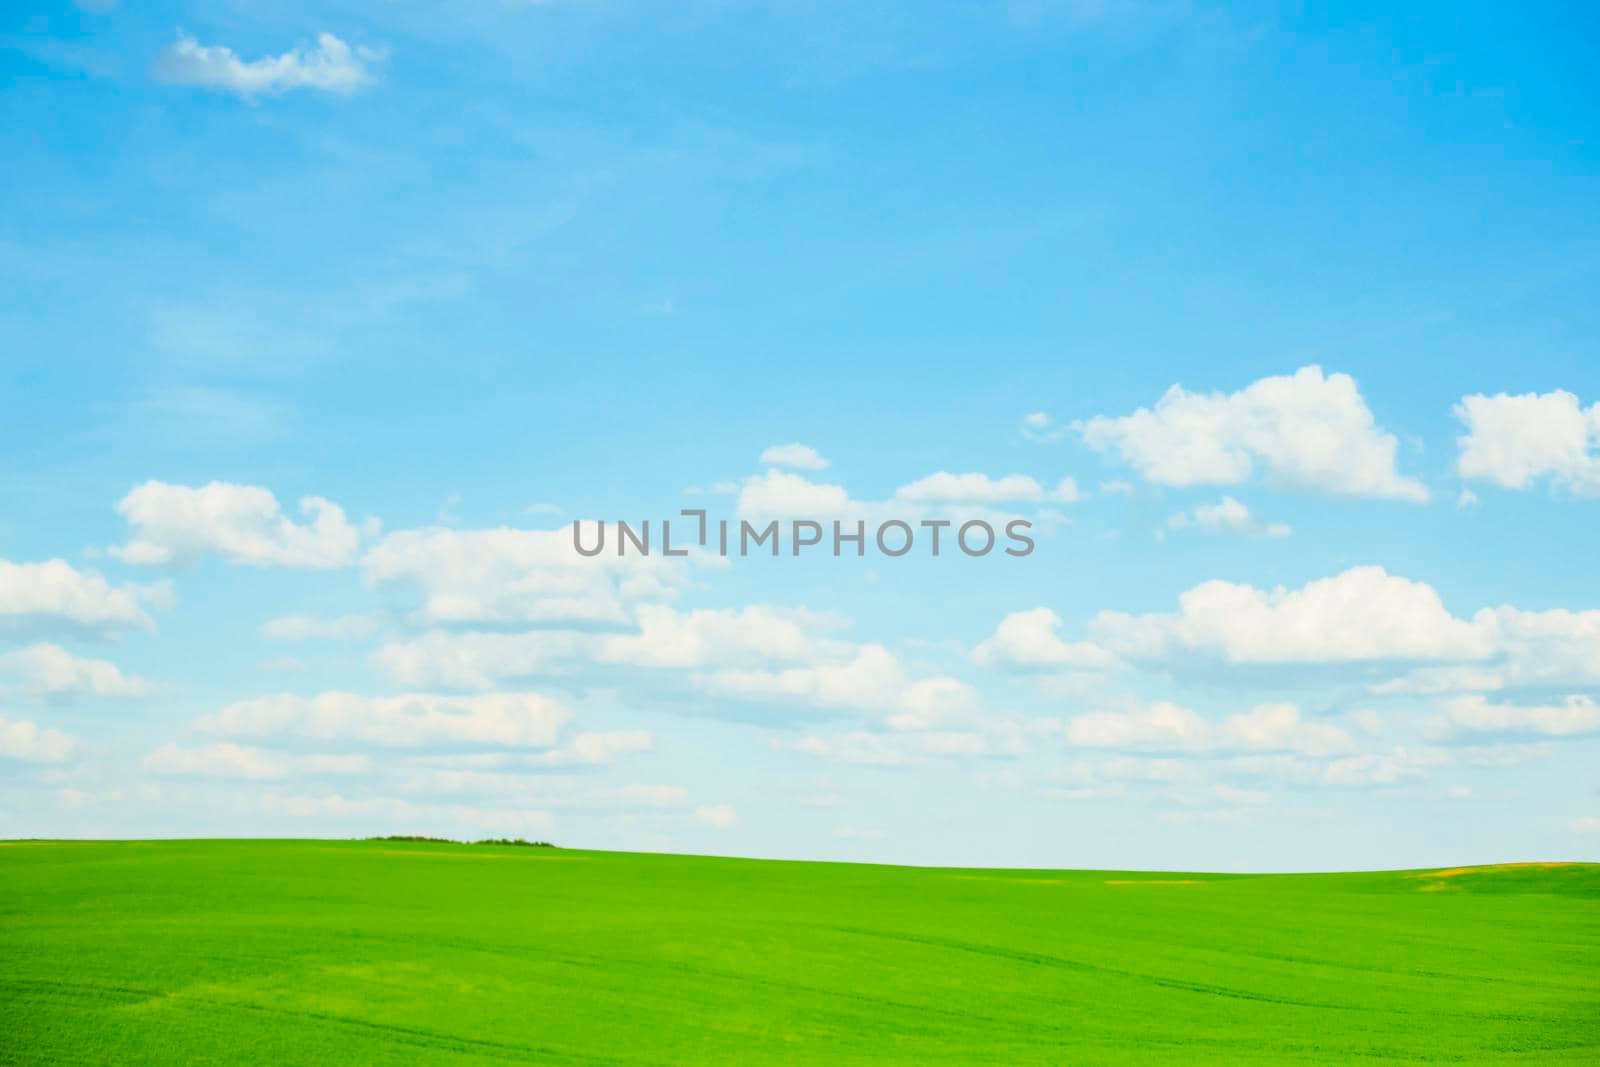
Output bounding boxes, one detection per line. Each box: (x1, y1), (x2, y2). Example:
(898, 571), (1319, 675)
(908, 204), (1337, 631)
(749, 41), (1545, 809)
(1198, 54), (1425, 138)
(2, 841), (1597, 1064)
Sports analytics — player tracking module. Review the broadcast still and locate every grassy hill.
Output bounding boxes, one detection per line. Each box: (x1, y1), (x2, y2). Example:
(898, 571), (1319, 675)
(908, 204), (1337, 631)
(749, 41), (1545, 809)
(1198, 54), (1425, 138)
(2, 840), (1597, 1064)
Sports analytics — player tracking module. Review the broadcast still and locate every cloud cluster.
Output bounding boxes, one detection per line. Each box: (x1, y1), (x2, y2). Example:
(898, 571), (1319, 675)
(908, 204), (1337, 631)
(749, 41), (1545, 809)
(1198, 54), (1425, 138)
(0, 644), (149, 699)
(1077, 365), (1428, 501)
(1090, 566), (1489, 665)
(0, 558), (165, 636)
(0, 716), (76, 763)
(1067, 701), (1352, 758)
(362, 526), (696, 626)
(895, 472), (1078, 504)
(114, 481), (366, 569)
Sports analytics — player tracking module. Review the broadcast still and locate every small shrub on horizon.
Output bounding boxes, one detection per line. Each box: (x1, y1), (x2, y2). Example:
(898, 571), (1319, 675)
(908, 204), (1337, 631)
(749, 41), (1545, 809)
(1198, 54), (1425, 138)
(360, 835), (557, 848)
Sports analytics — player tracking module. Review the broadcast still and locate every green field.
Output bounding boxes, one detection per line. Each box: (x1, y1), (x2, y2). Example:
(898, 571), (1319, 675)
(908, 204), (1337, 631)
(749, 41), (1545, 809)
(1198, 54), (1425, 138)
(2, 841), (1597, 1064)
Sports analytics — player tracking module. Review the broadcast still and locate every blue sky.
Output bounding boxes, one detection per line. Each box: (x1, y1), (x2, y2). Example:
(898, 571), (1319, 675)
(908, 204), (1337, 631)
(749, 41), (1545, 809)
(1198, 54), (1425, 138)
(2, 0), (1598, 869)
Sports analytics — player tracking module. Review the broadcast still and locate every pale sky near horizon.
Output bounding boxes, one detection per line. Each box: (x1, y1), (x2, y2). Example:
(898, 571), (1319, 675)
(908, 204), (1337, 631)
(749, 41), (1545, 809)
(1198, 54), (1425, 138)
(3, 0), (1599, 869)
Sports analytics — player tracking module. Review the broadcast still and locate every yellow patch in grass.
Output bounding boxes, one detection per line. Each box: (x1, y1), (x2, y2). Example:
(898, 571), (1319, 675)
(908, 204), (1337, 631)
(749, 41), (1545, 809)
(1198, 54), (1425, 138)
(1413, 861), (1578, 880)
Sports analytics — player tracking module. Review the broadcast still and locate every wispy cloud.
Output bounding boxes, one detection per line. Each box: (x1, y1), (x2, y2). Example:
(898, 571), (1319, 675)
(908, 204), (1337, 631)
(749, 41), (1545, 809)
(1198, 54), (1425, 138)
(154, 31), (382, 98)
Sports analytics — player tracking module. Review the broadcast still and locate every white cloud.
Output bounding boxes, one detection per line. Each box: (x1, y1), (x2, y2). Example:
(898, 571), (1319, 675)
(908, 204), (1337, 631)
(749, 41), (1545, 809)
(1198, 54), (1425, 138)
(758, 443), (830, 471)
(699, 643), (978, 730)
(1438, 695), (1600, 739)
(1166, 496), (1290, 538)
(1093, 566), (1489, 665)
(599, 604), (845, 669)
(895, 472), (1044, 504)
(695, 803), (739, 827)
(0, 558), (165, 636)
(362, 526), (695, 626)
(1571, 816), (1600, 834)
(1049, 477), (1082, 503)
(1020, 411), (1069, 443)
(737, 470), (856, 518)
(154, 31), (381, 98)
(1455, 389), (1600, 495)
(0, 644), (149, 699)
(0, 716), (76, 763)
(114, 481), (365, 568)
(972, 608), (1117, 671)
(891, 471), (1080, 505)
(701, 644), (907, 711)
(1216, 703), (1353, 757)
(1375, 606), (1600, 695)
(144, 742), (369, 780)
(1077, 365), (1428, 501)
(373, 630), (588, 690)
(1319, 747), (1446, 788)
(373, 604), (843, 689)
(196, 691), (570, 748)
(1067, 701), (1352, 758)
(1068, 701), (1211, 751)
(260, 614), (378, 641)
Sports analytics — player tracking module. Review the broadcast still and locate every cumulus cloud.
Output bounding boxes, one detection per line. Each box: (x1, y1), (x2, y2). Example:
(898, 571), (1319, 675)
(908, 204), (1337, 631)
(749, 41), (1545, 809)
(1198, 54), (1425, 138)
(972, 608), (1117, 671)
(1092, 566), (1489, 665)
(1067, 701), (1353, 758)
(894, 471), (1080, 505)
(758, 443), (830, 471)
(373, 630), (589, 690)
(1374, 606), (1600, 695)
(1166, 496), (1290, 538)
(144, 742), (369, 780)
(1077, 365), (1428, 501)
(1455, 389), (1600, 495)
(362, 526), (695, 627)
(599, 605), (845, 670)
(699, 642), (977, 729)
(737, 470), (857, 519)
(114, 481), (366, 568)
(0, 558), (166, 637)
(154, 31), (381, 98)
(196, 691), (570, 748)
(1437, 695), (1600, 739)
(0, 644), (148, 699)
(0, 716), (76, 762)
